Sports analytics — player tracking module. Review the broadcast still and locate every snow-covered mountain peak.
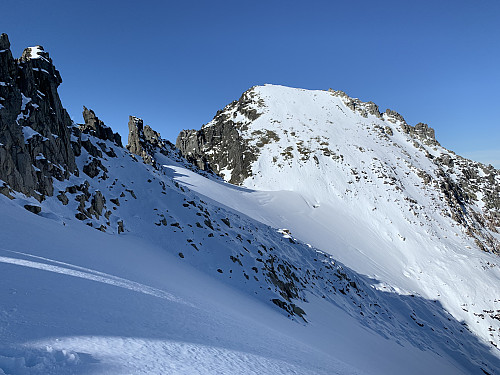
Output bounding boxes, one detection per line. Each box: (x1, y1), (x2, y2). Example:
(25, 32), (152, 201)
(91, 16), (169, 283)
(175, 84), (500, 362)
(177, 84), (499, 254)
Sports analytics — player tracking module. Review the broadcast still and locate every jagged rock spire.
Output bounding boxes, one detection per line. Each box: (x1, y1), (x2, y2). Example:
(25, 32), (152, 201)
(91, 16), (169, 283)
(0, 33), (78, 199)
(127, 116), (161, 166)
(0, 33), (10, 50)
(80, 106), (122, 147)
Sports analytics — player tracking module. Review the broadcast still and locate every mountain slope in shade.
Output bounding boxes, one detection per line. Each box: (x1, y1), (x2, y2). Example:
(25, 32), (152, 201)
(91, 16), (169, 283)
(0, 35), (499, 374)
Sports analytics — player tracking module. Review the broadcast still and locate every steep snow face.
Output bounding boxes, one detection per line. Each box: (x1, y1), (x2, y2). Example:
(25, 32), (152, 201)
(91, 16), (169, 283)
(175, 84), (500, 354)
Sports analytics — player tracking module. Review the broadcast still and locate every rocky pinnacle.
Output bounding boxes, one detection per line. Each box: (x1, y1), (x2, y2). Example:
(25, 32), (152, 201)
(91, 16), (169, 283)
(0, 34), (78, 200)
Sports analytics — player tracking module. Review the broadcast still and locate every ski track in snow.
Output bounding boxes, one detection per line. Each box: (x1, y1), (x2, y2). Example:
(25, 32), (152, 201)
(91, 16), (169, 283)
(0, 248), (185, 305)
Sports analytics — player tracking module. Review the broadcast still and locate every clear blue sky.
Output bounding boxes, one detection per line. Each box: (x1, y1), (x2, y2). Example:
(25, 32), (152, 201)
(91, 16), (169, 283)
(3, 0), (500, 167)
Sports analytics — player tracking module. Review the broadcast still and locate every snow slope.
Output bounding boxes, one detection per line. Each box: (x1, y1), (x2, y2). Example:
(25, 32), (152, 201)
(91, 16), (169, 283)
(0, 200), (364, 375)
(0, 126), (498, 374)
(0, 83), (499, 373)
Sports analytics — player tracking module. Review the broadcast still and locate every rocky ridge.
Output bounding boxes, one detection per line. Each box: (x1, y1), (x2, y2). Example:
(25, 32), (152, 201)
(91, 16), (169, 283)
(127, 114), (219, 179)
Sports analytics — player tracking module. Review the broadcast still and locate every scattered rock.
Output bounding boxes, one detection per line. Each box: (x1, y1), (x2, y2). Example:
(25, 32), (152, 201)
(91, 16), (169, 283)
(24, 204), (41, 214)
(83, 158), (107, 178)
(117, 220), (124, 234)
(57, 191), (69, 205)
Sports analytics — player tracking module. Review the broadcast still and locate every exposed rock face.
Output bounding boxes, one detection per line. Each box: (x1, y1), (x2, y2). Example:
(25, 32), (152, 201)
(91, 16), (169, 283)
(126, 116), (159, 166)
(431, 156), (500, 253)
(176, 119), (256, 185)
(400, 121), (439, 146)
(125, 115), (220, 181)
(80, 106), (122, 147)
(328, 89), (382, 119)
(176, 88), (261, 184)
(0, 34), (78, 199)
(328, 90), (439, 146)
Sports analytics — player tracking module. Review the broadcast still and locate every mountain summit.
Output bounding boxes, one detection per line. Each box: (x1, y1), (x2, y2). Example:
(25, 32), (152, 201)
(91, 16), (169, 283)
(177, 84), (499, 254)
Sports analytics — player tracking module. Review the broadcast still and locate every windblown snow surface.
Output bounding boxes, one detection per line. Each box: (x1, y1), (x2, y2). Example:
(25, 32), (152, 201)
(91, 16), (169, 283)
(0, 85), (499, 374)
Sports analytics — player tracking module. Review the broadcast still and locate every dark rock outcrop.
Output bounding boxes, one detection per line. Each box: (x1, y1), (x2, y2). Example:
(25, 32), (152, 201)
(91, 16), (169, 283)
(126, 116), (160, 166)
(80, 106), (122, 147)
(431, 155), (500, 253)
(401, 121), (439, 146)
(176, 89), (261, 185)
(383, 109), (439, 146)
(24, 204), (41, 214)
(176, 124), (257, 185)
(0, 34), (78, 199)
(83, 157), (107, 178)
(125, 115), (219, 180)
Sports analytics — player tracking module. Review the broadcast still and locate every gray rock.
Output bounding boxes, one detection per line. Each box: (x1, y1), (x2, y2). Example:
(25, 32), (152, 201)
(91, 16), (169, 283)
(0, 34), (79, 198)
(385, 109), (408, 125)
(126, 116), (179, 168)
(126, 116), (156, 166)
(90, 190), (105, 217)
(395, 115), (439, 146)
(414, 122), (438, 145)
(80, 107), (122, 147)
(0, 183), (14, 199)
(176, 89), (261, 185)
(0, 33), (10, 50)
(117, 220), (124, 234)
(57, 191), (69, 205)
(81, 139), (102, 158)
(123, 114), (217, 179)
(329, 90), (382, 119)
(83, 157), (107, 178)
